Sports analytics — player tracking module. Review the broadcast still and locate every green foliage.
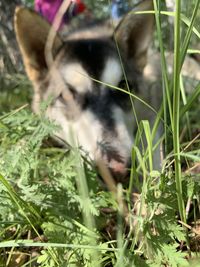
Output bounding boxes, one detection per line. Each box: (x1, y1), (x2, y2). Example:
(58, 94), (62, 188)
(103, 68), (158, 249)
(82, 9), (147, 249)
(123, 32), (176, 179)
(22, 0), (34, 7)
(147, 244), (189, 267)
(0, 74), (32, 114)
(0, 106), (114, 266)
(1, 102), (199, 266)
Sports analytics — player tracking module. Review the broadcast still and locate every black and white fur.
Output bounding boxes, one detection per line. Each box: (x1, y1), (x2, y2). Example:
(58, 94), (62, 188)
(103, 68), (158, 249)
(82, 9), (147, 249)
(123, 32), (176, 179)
(15, 0), (158, 179)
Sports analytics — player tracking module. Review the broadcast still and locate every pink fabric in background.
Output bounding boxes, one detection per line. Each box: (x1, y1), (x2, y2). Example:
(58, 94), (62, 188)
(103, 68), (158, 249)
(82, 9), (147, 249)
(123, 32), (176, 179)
(35, 0), (64, 25)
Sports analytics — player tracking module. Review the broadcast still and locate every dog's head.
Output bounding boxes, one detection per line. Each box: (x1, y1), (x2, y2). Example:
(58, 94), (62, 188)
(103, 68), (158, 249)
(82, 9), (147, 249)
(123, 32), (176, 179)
(14, 1), (154, 179)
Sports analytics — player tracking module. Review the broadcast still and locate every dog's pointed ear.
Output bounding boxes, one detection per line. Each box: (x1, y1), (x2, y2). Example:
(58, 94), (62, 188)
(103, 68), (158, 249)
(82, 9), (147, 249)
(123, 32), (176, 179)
(114, 0), (154, 71)
(14, 7), (62, 83)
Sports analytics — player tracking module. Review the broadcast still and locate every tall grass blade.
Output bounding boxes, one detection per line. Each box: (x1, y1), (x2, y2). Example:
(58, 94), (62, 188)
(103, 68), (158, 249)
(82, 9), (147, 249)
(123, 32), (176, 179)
(173, 0), (186, 223)
(180, 82), (200, 117)
(153, 0), (172, 125)
(180, 0), (200, 68)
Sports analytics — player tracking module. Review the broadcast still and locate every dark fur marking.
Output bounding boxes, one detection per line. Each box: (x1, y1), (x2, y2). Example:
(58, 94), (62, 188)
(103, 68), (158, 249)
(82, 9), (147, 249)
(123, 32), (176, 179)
(97, 141), (124, 163)
(61, 39), (117, 79)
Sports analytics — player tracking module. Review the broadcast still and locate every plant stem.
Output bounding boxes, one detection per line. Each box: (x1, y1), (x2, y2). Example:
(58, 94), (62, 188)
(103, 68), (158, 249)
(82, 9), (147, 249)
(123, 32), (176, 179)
(173, 0), (186, 223)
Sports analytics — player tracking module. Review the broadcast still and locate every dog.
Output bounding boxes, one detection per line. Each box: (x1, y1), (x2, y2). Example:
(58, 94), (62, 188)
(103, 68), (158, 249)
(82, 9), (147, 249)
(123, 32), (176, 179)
(15, 0), (159, 180)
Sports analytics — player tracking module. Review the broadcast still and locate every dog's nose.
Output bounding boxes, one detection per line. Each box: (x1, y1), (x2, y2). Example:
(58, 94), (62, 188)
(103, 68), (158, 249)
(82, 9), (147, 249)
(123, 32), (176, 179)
(109, 158), (131, 181)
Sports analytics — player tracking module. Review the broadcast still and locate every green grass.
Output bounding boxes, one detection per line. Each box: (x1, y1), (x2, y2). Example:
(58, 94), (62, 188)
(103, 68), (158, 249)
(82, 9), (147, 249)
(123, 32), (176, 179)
(0, 1), (200, 266)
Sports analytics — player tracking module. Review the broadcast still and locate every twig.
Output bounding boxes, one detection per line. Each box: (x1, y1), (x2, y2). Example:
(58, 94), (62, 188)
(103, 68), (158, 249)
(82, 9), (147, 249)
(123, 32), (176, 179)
(45, 0), (72, 68)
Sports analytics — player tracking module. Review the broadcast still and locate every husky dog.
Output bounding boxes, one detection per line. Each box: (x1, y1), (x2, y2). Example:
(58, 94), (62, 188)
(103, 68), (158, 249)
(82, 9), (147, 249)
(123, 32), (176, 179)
(14, 0), (156, 179)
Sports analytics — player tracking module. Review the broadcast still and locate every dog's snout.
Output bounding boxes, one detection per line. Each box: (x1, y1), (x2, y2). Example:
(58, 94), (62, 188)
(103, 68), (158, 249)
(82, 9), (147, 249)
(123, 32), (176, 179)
(109, 158), (131, 181)
(97, 144), (131, 181)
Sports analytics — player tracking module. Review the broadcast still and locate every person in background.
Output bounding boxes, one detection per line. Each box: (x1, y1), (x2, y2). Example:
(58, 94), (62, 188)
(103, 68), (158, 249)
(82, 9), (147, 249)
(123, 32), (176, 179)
(34, 0), (86, 28)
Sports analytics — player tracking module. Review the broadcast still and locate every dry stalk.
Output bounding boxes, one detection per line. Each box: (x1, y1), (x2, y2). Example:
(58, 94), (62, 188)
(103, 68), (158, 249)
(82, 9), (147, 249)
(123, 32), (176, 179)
(45, 0), (71, 67)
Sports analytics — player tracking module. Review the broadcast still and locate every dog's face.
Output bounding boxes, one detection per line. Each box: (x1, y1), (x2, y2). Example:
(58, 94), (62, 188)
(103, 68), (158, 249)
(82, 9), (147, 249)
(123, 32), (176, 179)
(14, 1), (153, 179)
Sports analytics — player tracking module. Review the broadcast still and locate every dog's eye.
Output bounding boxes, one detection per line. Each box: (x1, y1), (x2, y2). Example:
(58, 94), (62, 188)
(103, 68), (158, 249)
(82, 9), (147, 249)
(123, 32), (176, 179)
(57, 84), (78, 103)
(57, 90), (72, 104)
(68, 85), (78, 99)
(57, 93), (66, 105)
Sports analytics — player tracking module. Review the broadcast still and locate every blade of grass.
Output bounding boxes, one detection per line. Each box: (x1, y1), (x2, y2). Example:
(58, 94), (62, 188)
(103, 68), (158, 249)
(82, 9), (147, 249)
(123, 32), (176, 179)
(70, 132), (100, 266)
(173, 0), (186, 223)
(0, 104), (28, 120)
(180, 0), (200, 68)
(0, 240), (118, 251)
(0, 175), (64, 266)
(0, 174), (41, 226)
(150, 9), (200, 39)
(128, 122), (145, 197)
(153, 0), (173, 157)
(90, 77), (158, 117)
(187, 49), (200, 54)
(153, 0), (172, 124)
(130, 145), (147, 251)
(180, 82), (200, 117)
(115, 184), (125, 267)
(142, 120), (153, 172)
(180, 75), (192, 140)
(135, 10), (200, 40)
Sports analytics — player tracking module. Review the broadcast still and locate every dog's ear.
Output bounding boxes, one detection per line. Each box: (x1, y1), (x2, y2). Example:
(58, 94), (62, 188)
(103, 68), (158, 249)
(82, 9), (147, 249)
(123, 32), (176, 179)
(114, 0), (154, 71)
(14, 7), (62, 83)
